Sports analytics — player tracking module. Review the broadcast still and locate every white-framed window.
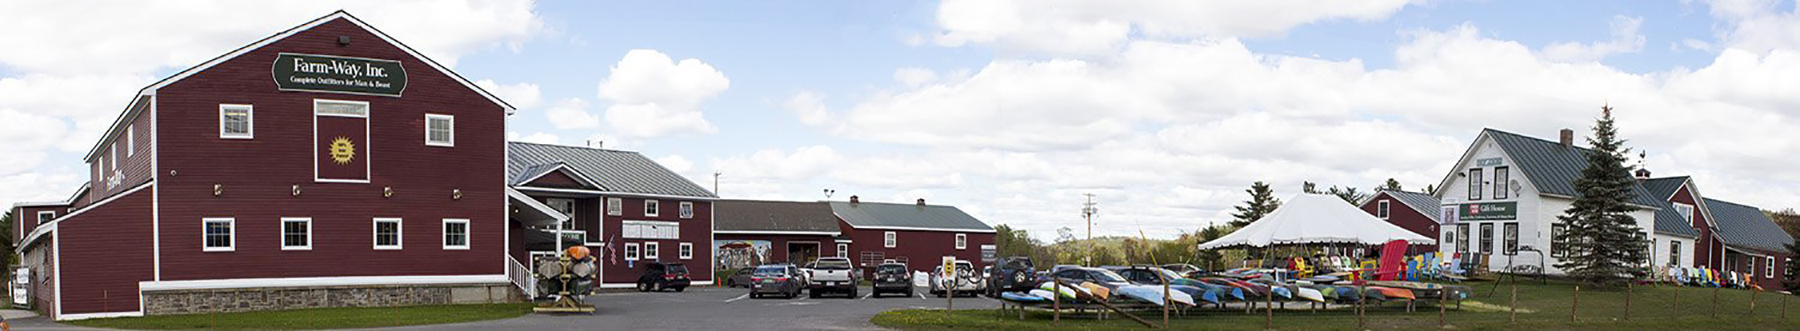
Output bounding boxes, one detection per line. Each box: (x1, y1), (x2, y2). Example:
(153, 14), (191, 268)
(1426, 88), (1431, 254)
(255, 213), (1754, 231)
(1768, 256), (1776, 278)
(1502, 222), (1518, 255)
(1668, 241), (1681, 266)
(884, 231), (897, 248)
(955, 233), (967, 250)
(373, 218), (403, 250)
(606, 198), (622, 216)
(679, 201), (694, 219)
(110, 146), (116, 171)
(443, 218), (470, 250)
(127, 125), (135, 156)
(645, 241), (660, 260)
(219, 104), (254, 139)
(1493, 167), (1510, 199)
(36, 211), (54, 225)
(425, 114), (454, 147)
(645, 200), (660, 217)
(545, 198), (576, 231)
(1550, 223), (1567, 258)
(679, 242), (693, 260)
(1377, 200), (1390, 219)
(624, 243), (640, 261)
(203, 217), (235, 252)
(281, 217), (311, 250)
(837, 243), (848, 258)
(1674, 203), (1695, 222)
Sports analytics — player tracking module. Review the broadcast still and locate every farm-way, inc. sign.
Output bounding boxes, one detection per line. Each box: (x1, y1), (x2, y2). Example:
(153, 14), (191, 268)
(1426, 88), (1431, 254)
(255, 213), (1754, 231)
(273, 53), (407, 97)
(1458, 202), (1518, 221)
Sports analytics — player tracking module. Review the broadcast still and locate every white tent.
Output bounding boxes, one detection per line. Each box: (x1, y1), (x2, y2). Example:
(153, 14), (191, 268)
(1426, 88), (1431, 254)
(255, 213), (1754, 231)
(1198, 194), (1435, 249)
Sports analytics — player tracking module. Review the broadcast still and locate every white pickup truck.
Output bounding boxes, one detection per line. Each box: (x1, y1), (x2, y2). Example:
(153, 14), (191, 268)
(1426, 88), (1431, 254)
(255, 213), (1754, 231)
(808, 257), (857, 298)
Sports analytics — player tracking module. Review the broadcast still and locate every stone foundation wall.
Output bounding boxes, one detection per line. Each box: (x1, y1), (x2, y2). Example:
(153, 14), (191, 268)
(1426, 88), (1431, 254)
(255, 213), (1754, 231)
(143, 283), (518, 315)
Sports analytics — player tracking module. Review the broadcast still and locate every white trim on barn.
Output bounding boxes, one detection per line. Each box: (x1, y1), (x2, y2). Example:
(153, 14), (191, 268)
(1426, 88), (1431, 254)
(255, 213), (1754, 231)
(139, 274), (507, 291)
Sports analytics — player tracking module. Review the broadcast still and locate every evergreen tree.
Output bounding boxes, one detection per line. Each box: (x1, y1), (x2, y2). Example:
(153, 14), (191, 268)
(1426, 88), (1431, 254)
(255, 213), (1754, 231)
(1381, 178), (1403, 191)
(1326, 186), (1368, 204)
(1230, 182), (1282, 227)
(1425, 184), (1438, 195)
(1194, 224), (1233, 270)
(1554, 106), (1649, 286)
(1786, 241), (1800, 292)
(1301, 181), (1320, 194)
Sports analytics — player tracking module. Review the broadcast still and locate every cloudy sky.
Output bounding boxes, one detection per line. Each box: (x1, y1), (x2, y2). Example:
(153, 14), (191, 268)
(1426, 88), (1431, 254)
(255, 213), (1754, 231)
(3, 0), (1798, 240)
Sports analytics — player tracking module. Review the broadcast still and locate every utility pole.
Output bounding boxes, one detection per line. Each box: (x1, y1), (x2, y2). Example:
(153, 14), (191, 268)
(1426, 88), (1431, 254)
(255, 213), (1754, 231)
(1082, 193), (1098, 267)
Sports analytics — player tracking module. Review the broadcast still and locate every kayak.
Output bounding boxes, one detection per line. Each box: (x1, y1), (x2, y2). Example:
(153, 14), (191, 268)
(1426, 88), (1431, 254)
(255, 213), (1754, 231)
(1245, 279), (1294, 299)
(1169, 285), (1219, 304)
(1028, 289), (1057, 300)
(1081, 282), (1112, 301)
(1001, 291), (1049, 302)
(1369, 286), (1416, 300)
(1202, 278), (1265, 298)
(1117, 285), (1196, 306)
(1039, 281), (1085, 300)
(1189, 281), (1244, 301)
(1294, 286), (1325, 303)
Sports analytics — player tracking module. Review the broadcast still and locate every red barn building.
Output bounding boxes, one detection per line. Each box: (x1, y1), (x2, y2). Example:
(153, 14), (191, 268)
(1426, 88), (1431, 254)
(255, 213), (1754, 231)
(831, 197), (995, 274)
(1359, 190), (1443, 251)
(1641, 176), (1791, 290)
(713, 200), (844, 271)
(12, 11), (520, 320)
(506, 142), (718, 288)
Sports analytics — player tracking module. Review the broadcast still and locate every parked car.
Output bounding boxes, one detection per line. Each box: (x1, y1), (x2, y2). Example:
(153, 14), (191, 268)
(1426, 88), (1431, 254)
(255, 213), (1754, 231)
(749, 264), (804, 299)
(809, 257), (858, 298)
(871, 263), (913, 297)
(985, 257), (1037, 297)
(1161, 264), (1204, 277)
(930, 260), (984, 297)
(799, 261), (816, 284)
(636, 262), (692, 292)
(1048, 267), (1131, 291)
(726, 268), (756, 288)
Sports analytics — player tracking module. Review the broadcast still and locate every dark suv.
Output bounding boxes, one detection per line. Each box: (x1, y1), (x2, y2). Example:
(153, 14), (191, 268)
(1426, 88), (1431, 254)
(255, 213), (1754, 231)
(871, 263), (912, 297)
(637, 262), (691, 292)
(985, 257), (1036, 297)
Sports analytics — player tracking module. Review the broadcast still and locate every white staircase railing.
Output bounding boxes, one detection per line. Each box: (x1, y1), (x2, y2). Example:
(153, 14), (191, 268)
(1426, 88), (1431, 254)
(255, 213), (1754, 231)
(506, 254), (536, 298)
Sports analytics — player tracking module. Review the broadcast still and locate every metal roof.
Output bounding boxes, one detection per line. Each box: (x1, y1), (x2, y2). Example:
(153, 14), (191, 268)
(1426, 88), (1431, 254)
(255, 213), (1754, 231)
(1635, 177), (1700, 237)
(1641, 176), (1688, 200)
(1373, 190), (1442, 221)
(507, 142), (716, 198)
(828, 201), (994, 232)
(1482, 129), (1665, 208)
(714, 200), (841, 234)
(1703, 198), (1794, 253)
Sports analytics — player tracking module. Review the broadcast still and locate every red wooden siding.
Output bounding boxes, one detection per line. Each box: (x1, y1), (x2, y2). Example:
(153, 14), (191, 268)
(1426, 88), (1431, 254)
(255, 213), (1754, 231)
(525, 171), (587, 189)
(600, 196), (713, 284)
(1670, 186), (1725, 269)
(839, 219), (995, 274)
(87, 109), (154, 203)
(57, 188), (155, 315)
(1359, 194), (1439, 251)
(153, 18), (505, 281)
(14, 205), (68, 246)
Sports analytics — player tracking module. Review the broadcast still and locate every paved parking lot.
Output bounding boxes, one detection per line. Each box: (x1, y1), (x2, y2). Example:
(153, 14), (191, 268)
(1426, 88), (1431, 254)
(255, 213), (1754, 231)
(372, 284), (1002, 331)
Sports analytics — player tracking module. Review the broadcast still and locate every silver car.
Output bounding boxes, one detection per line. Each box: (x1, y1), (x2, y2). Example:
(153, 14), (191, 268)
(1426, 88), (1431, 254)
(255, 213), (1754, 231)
(929, 260), (984, 297)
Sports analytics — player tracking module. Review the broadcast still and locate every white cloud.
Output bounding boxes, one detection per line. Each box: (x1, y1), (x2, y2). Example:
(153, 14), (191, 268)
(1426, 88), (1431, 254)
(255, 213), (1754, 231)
(1704, 0), (1800, 53)
(782, 90), (832, 127)
(893, 67), (940, 87)
(655, 155), (694, 174)
(506, 131), (561, 145)
(1541, 16), (1647, 62)
(475, 79), (543, 110)
(932, 0), (1416, 56)
(598, 49), (729, 137)
(543, 98), (601, 129)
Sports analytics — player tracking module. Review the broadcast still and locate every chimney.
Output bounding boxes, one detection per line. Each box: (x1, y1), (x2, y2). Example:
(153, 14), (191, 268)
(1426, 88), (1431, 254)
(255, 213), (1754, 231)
(1559, 129), (1574, 149)
(849, 195), (859, 205)
(916, 198), (926, 206)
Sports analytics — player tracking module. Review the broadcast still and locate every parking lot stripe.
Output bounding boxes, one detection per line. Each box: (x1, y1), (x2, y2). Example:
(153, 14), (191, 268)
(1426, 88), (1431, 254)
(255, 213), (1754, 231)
(724, 294), (749, 303)
(859, 292), (872, 300)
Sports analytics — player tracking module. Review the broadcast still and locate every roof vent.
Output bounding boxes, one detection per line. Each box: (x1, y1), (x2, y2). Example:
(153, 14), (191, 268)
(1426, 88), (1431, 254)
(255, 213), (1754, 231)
(1559, 128), (1574, 149)
(337, 36), (351, 46)
(849, 195), (859, 205)
(916, 198), (926, 206)
(1635, 168), (1652, 180)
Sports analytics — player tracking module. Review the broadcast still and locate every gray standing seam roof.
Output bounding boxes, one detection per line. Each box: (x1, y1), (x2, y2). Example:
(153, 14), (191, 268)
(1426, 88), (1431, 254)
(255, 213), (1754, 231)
(829, 201), (993, 232)
(1704, 198), (1794, 253)
(1641, 177), (1689, 201)
(1639, 177), (1700, 237)
(507, 142), (717, 198)
(1483, 129), (1665, 208)
(715, 200), (841, 233)
(1375, 190), (1443, 222)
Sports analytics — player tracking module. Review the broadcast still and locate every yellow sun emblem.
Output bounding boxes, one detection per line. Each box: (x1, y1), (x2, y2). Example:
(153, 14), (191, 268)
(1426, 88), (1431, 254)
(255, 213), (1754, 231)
(329, 136), (356, 164)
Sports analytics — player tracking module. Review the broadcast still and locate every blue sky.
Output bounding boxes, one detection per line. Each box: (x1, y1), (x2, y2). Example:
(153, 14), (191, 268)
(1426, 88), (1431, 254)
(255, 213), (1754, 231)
(4, 0), (1800, 240)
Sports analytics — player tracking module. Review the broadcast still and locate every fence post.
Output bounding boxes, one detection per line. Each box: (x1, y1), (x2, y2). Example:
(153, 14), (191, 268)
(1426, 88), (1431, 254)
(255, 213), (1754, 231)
(1625, 282), (1632, 321)
(1053, 281), (1060, 325)
(1673, 284), (1680, 315)
(1571, 285), (1579, 323)
(1713, 287), (1720, 318)
(1357, 284), (1366, 329)
(1750, 289), (1757, 316)
(1510, 282), (1517, 323)
(1439, 287), (1446, 327)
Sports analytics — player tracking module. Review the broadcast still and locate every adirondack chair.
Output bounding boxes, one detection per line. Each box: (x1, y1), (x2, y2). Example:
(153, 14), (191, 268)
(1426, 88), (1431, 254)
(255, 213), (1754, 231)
(1370, 240), (1409, 281)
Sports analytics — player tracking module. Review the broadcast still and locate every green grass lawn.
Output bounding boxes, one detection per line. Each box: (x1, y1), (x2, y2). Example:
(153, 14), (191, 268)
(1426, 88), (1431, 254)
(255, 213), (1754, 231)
(874, 280), (1800, 330)
(68, 303), (532, 330)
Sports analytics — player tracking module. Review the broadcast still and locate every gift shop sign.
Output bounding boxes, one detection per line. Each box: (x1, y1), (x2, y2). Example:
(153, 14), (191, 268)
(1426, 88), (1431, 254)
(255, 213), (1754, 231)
(1458, 202), (1517, 221)
(273, 53), (406, 96)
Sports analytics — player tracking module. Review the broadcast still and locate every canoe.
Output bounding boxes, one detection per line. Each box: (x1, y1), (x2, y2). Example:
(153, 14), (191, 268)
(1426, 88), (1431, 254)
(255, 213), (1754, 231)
(1001, 291), (1049, 302)
(1081, 282), (1112, 301)
(1313, 285), (1339, 300)
(1294, 286), (1325, 303)
(1369, 286), (1416, 300)
(1117, 285), (1196, 306)
(1202, 278), (1264, 297)
(1194, 282), (1245, 301)
(1246, 279), (1294, 299)
(1170, 285), (1219, 304)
